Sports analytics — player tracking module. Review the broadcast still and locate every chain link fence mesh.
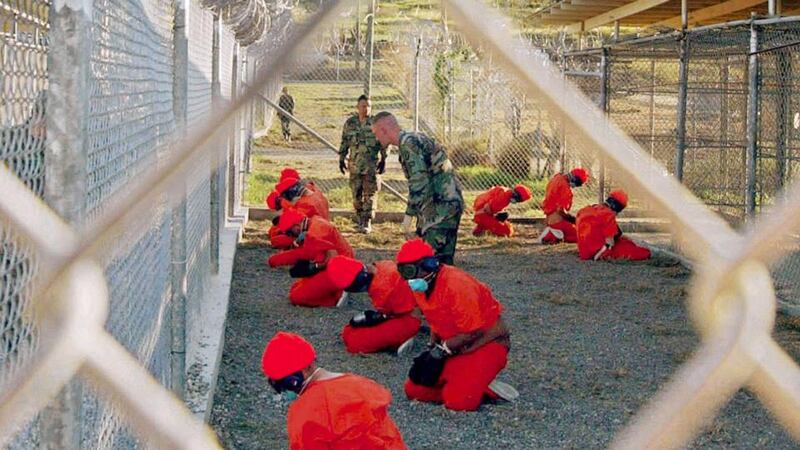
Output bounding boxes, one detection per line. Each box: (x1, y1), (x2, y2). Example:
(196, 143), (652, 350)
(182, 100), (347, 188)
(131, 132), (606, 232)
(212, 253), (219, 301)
(1, 2), (49, 447)
(1, 0), (257, 446)
(562, 19), (800, 309)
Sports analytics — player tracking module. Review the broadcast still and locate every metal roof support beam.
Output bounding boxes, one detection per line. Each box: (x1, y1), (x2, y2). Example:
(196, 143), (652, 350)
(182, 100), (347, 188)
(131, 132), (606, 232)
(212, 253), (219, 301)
(653, 0), (767, 29)
(564, 0), (670, 33)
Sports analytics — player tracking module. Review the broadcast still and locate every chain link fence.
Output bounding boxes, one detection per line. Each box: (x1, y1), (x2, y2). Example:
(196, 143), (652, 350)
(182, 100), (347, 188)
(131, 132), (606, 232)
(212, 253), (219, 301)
(562, 16), (800, 310)
(0, 0), (261, 446)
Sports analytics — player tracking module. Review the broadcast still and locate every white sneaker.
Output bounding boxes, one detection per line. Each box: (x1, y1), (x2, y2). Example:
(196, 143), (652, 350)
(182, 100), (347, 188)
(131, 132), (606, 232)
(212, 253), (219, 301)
(396, 337), (415, 356)
(488, 379), (519, 402)
(336, 292), (348, 308)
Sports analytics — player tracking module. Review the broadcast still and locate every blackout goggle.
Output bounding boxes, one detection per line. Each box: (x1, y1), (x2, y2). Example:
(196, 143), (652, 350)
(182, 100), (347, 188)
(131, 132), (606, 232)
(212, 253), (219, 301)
(268, 372), (304, 393)
(397, 257), (439, 280)
(397, 263), (421, 280)
(345, 268), (372, 293)
(282, 183), (303, 200)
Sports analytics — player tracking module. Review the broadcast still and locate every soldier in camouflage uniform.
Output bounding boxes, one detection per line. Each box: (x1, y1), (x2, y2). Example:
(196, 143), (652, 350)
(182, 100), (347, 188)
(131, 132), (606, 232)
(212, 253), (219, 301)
(370, 111), (464, 265)
(338, 95), (387, 233)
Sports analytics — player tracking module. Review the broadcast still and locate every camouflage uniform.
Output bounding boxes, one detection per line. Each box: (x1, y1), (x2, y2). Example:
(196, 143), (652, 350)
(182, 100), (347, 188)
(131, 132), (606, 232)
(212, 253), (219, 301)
(278, 92), (294, 140)
(339, 114), (386, 225)
(398, 131), (464, 265)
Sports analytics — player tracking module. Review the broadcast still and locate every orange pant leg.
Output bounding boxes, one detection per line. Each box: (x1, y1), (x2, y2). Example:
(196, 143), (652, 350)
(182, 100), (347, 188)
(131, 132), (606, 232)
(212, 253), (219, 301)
(288, 271), (342, 307)
(473, 213), (512, 237)
(603, 237), (651, 261)
(342, 315), (422, 354)
(540, 220), (576, 244)
(404, 341), (508, 411)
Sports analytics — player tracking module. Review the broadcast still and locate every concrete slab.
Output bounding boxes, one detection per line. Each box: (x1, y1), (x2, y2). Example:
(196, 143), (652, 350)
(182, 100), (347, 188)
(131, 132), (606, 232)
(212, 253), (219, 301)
(185, 222), (241, 421)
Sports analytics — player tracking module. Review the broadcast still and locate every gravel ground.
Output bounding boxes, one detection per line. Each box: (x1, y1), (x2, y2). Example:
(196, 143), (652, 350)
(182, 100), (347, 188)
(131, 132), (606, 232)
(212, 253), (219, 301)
(210, 220), (800, 449)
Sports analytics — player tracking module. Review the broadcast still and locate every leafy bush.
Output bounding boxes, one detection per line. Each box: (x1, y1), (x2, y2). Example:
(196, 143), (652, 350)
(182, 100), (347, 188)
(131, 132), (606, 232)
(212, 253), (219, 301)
(448, 137), (489, 167)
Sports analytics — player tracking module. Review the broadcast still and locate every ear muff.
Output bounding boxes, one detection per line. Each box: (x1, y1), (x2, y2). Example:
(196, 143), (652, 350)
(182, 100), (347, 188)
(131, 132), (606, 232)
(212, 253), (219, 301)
(269, 371), (305, 393)
(420, 256), (440, 273)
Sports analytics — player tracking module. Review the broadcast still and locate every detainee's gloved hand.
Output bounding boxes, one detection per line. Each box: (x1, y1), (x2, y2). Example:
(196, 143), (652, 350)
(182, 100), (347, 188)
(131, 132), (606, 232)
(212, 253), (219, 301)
(494, 212), (509, 222)
(408, 347), (448, 387)
(289, 260), (320, 278)
(349, 310), (389, 328)
(339, 158), (348, 175)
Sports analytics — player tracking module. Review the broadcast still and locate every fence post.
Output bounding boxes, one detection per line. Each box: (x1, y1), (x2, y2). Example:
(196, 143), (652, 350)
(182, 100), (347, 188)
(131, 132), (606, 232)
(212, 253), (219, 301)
(210, 14), (221, 274)
(648, 54), (656, 158)
(365, 0), (375, 96)
(42, 1), (92, 446)
(745, 20), (760, 217)
(414, 34), (421, 132)
(720, 59), (729, 185)
(228, 45), (239, 218)
(169, 0), (189, 401)
(598, 48), (609, 203)
(674, 33), (689, 182)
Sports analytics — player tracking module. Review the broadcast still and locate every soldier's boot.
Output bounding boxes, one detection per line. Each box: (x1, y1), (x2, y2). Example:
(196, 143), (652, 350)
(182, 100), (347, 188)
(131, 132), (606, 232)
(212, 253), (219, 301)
(362, 217), (372, 234)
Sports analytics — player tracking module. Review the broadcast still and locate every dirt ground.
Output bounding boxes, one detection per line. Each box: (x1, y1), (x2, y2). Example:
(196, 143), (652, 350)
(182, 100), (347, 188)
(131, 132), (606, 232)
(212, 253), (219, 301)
(210, 220), (800, 449)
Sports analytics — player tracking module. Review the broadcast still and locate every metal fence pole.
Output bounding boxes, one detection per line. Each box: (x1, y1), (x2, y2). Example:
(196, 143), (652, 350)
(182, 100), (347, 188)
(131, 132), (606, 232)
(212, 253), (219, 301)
(41, 1), (92, 446)
(746, 20), (760, 216)
(210, 15), (221, 274)
(228, 45), (239, 218)
(169, 0), (189, 401)
(414, 35), (421, 132)
(776, 49), (791, 190)
(674, 34), (690, 182)
(598, 48), (609, 203)
(365, 0), (375, 96)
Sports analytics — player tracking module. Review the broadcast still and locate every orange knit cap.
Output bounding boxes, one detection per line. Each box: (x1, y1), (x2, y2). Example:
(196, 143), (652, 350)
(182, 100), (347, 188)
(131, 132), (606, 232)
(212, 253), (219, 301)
(261, 332), (316, 380)
(396, 238), (435, 264)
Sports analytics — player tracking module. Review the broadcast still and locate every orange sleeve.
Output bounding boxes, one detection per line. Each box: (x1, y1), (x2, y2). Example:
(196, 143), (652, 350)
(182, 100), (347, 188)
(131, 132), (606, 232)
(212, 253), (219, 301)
(542, 174), (573, 215)
(369, 261), (417, 315)
(269, 225), (295, 249)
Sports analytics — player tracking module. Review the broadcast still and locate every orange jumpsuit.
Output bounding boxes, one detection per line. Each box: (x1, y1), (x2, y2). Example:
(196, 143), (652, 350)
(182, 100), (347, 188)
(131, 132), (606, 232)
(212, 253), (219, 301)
(341, 261), (421, 354)
(575, 204), (651, 261)
(268, 217), (355, 306)
(539, 173), (577, 244)
(290, 189), (330, 221)
(287, 374), (407, 449)
(472, 186), (515, 237)
(404, 265), (508, 411)
(268, 197), (295, 250)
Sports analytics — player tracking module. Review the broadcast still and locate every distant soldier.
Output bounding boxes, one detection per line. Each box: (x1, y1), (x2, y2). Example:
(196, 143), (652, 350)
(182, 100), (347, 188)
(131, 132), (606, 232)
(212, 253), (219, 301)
(339, 95), (386, 233)
(371, 111), (464, 265)
(278, 87), (295, 142)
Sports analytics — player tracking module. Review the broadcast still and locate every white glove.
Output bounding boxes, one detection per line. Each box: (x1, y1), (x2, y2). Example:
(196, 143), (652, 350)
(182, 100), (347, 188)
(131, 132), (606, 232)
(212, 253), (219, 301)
(401, 214), (416, 237)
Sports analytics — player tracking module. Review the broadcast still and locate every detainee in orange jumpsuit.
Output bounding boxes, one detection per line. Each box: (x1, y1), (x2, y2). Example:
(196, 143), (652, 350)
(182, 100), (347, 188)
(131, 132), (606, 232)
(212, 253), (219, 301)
(280, 166), (323, 194)
(326, 255), (421, 355)
(261, 332), (407, 450)
(275, 176), (330, 220)
(472, 184), (533, 237)
(396, 239), (517, 411)
(268, 209), (355, 307)
(266, 191), (295, 250)
(575, 189), (651, 261)
(538, 167), (589, 244)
